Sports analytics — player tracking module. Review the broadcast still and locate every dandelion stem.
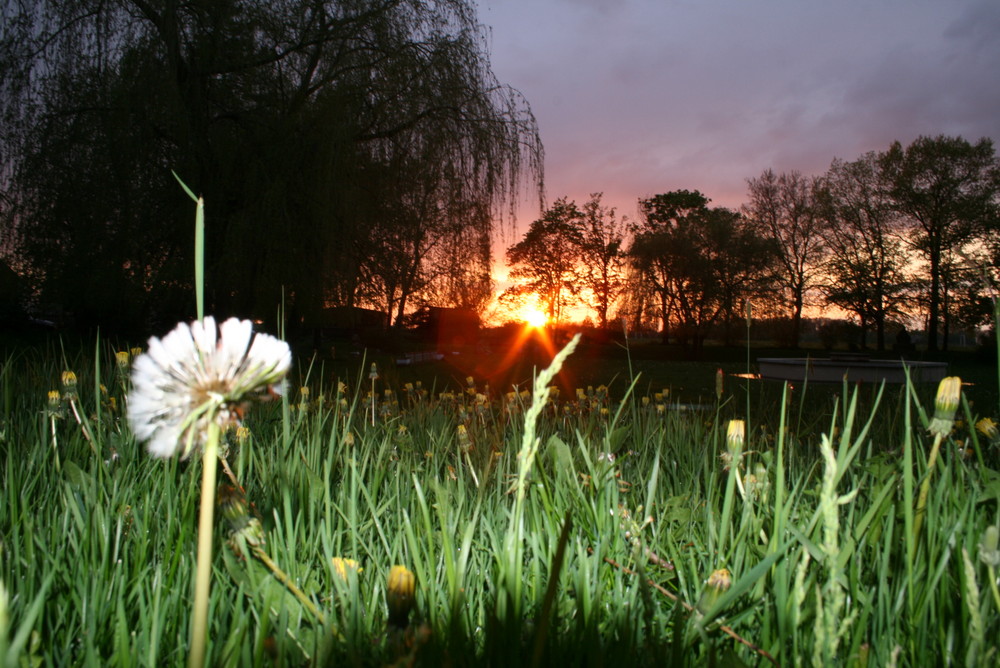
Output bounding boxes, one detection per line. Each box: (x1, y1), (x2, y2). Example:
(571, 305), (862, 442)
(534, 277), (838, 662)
(913, 432), (944, 545)
(189, 420), (220, 668)
(67, 397), (98, 456)
(250, 545), (334, 634)
(49, 414), (61, 473)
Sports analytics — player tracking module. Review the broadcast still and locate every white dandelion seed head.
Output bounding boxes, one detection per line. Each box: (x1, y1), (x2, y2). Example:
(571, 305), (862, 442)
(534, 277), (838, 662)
(127, 316), (291, 459)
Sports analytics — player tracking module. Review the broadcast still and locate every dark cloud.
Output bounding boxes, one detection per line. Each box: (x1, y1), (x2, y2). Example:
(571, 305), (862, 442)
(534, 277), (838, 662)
(484, 0), (1000, 219)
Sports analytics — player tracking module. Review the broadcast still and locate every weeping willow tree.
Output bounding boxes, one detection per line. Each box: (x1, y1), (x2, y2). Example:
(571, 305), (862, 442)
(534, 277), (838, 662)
(0, 0), (542, 333)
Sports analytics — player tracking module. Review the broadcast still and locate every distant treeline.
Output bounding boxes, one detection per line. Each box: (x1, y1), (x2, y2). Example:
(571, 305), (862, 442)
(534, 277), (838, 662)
(502, 135), (999, 352)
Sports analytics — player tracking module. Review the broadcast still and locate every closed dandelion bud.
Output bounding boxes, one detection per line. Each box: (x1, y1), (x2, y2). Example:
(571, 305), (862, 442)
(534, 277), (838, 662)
(369, 363), (379, 381)
(46, 390), (64, 419)
(929, 376), (961, 438)
(386, 565), (416, 627)
(115, 351), (130, 372)
(857, 643), (870, 668)
(61, 370), (78, 400)
(696, 568), (732, 614)
(217, 484), (265, 549)
(976, 417), (999, 442)
(331, 557), (362, 581)
(457, 424), (471, 452)
(979, 525), (1000, 568)
(715, 368), (724, 401)
(726, 419), (746, 460)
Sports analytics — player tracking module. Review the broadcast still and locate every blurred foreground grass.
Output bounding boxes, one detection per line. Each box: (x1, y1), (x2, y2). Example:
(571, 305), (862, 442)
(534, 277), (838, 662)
(1, 333), (999, 666)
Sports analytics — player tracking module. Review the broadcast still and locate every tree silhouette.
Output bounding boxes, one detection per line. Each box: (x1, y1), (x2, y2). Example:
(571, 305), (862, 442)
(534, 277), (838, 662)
(628, 190), (710, 343)
(504, 198), (584, 326)
(576, 193), (628, 330)
(630, 191), (776, 349)
(815, 153), (910, 350)
(0, 0), (542, 333)
(743, 170), (827, 347)
(879, 135), (999, 351)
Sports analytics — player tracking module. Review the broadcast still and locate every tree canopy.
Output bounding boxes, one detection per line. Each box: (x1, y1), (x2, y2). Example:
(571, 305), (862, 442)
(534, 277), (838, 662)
(628, 191), (777, 347)
(0, 0), (542, 333)
(503, 198), (583, 326)
(879, 135), (999, 350)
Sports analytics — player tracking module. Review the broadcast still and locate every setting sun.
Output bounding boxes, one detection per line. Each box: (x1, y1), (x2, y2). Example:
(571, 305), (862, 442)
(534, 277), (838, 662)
(523, 308), (548, 329)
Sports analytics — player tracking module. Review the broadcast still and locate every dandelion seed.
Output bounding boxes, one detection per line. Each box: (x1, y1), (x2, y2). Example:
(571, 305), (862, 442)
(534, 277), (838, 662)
(127, 316), (291, 459)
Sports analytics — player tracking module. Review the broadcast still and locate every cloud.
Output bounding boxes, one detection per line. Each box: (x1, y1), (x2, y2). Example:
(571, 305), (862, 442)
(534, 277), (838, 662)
(484, 0), (1000, 218)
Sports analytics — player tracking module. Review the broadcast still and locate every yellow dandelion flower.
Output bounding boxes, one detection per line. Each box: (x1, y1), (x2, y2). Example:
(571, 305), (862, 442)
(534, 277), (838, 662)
(331, 557), (362, 581)
(386, 565), (416, 627)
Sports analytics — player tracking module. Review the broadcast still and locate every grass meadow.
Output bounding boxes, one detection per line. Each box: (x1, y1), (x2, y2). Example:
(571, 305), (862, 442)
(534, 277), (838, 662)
(2, 329), (1000, 667)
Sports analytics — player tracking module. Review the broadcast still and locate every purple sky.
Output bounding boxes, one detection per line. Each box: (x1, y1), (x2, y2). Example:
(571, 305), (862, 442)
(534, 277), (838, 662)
(482, 0), (1000, 229)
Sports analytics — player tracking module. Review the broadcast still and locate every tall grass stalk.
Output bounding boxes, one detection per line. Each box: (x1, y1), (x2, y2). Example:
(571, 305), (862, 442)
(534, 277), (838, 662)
(173, 172), (204, 320)
(500, 332), (580, 622)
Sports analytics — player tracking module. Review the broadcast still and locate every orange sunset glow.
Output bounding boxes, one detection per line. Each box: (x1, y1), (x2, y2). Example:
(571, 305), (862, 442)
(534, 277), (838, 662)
(522, 307), (548, 329)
